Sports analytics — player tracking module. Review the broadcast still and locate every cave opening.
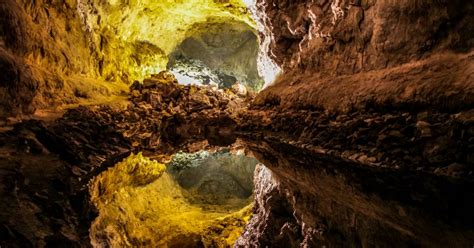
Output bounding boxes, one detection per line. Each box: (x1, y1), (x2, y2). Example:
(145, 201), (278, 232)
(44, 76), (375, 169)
(167, 18), (264, 92)
(89, 149), (259, 247)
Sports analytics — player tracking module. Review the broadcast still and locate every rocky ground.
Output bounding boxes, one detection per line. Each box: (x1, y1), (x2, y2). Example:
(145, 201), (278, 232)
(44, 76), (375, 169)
(239, 106), (474, 177)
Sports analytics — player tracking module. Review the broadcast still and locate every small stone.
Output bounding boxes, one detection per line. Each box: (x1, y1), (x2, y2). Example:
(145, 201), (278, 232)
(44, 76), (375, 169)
(367, 156), (377, 163)
(417, 112), (429, 121)
(388, 130), (403, 138)
(416, 121), (432, 137)
(71, 166), (86, 176)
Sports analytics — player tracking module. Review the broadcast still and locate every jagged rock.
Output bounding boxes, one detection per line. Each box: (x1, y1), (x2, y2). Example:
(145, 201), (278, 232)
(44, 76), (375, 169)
(231, 82), (248, 97)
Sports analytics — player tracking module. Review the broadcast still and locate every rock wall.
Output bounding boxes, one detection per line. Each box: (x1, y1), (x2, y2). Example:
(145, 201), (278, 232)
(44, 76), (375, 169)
(254, 0), (474, 112)
(256, 0), (473, 73)
(237, 107), (474, 247)
(77, 0), (255, 83)
(235, 0), (474, 247)
(0, 0), (256, 118)
(0, 0), (101, 117)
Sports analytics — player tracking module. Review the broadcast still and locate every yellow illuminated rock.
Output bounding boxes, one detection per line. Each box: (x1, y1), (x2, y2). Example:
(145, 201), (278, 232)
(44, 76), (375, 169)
(81, 0), (255, 83)
(89, 153), (252, 247)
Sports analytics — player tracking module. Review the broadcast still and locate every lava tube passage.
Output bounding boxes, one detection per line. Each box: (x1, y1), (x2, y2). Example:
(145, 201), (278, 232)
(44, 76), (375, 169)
(89, 150), (259, 247)
(1, 0), (473, 247)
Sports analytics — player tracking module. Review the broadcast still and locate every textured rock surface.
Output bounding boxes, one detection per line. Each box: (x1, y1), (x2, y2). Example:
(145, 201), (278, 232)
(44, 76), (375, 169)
(233, 1), (474, 247)
(0, 0), (116, 117)
(239, 107), (474, 174)
(168, 20), (263, 90)
(0, 0), (256, 118)
(78, 0), (254, 83)
(256, 0), (473, 73)
(236, 107), (474, 247)
(235, 164), (300, 247)
(1, 0), (473, 247)
(167, 151), (258, 205)
(89, 152), (254, 247)
(254, 0), (474, 112)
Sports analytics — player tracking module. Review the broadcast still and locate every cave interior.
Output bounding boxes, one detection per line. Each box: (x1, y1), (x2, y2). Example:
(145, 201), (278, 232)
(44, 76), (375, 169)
(0, 0), (473, 247)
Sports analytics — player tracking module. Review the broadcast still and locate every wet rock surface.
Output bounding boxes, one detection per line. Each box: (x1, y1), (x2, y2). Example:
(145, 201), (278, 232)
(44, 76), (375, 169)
(236, 137), (474, 247)
(234, 105), (474, 247)
(0, 72), (473, 246)
(230, 1), (474, 245)
(239, 107), (474, 176)
(167, 151), (258, 206)
(1, 67), (474, 246)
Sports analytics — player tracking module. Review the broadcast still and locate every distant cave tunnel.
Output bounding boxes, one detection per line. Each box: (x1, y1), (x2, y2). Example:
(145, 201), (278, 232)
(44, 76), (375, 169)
(89, 150), (259, 247)
(167, 19), (264, 91)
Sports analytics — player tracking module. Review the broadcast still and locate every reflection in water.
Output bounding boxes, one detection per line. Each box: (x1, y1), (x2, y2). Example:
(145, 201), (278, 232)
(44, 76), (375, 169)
(237, 138), (474, 247)
(89, 151), (257, 247)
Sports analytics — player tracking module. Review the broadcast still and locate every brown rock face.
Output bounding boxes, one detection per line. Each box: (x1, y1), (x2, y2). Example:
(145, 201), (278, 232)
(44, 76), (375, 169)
(235, 0), (474, 247)
(254, 0), (474, 112)
(0, 0), (102, 117)
(257, 0), (473, 73)
(235, 100), (474, 246)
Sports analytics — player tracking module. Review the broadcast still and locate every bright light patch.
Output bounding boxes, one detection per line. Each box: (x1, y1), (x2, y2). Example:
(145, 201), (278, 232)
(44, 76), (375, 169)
(259, 58), (281, 88)
(242, 0), (254, 7)
(170, 70), (198, 85)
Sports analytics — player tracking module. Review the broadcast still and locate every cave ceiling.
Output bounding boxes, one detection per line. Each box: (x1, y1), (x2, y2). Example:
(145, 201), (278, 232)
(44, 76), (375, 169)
(80, 0), (257, 83)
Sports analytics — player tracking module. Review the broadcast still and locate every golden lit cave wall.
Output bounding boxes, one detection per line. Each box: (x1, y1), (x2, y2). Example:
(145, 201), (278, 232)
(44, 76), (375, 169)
(89, 153), (252, 247)
(79, 0), (256, 83)
(0, 0), (107, 116)
(0, 0), (255, 116)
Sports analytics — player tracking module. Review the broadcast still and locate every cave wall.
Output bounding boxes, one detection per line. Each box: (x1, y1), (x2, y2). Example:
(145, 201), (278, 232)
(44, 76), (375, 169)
(236, 0), (474, 247)
(79, 0), (255, 83)
(0, 0), (100, 117)
(257, 0), (473, 73)
(254, 0), (474, 112)
(0, 0), (256, 118)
